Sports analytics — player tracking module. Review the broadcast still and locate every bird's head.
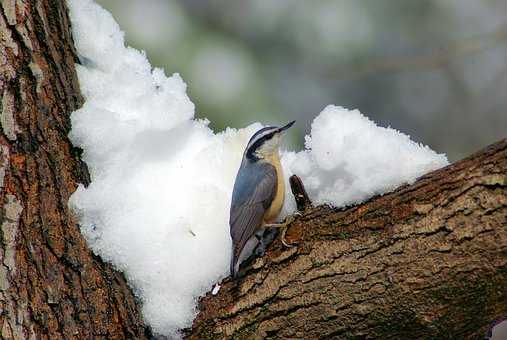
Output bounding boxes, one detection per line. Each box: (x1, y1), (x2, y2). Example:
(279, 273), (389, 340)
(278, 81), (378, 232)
(245, 121), (295, 160)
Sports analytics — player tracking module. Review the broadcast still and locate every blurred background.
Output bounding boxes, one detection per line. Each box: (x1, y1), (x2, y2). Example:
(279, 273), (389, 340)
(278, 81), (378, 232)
(96, 0), (507, 161)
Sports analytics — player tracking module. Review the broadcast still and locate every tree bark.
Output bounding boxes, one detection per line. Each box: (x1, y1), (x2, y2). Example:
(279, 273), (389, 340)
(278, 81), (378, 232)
(0, 1), (148, 338)
(189, 139), (507, 339)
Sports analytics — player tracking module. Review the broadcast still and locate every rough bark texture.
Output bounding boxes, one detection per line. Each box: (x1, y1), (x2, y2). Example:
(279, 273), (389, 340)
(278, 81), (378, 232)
(189, 139), (507, 339)
(0, 1), (148, 338)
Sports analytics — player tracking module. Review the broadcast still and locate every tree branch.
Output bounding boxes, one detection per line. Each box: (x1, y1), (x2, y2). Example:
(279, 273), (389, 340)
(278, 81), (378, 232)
(188, 139), (507, 339)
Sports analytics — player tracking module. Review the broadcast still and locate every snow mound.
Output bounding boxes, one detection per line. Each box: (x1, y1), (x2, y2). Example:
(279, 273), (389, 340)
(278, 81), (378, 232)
(280, 105), (448, 214)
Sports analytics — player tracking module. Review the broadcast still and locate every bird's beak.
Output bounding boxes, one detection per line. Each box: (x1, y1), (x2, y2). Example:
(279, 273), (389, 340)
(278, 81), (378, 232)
(278, 120), (295, 133)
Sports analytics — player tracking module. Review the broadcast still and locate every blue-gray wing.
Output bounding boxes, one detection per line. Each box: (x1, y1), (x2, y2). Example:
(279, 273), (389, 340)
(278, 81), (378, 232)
(229, 161), (277, 276)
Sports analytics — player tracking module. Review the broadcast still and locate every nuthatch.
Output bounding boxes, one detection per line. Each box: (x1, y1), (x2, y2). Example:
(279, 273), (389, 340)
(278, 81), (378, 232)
(229, 121), (295, 277)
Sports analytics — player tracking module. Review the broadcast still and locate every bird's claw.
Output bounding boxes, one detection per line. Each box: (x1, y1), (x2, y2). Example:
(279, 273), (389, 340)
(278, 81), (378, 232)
(263, 211), (302, 248)
(283, 211), (301, 225)
(280, 228), (298, 248)
(280, 211), (302, 248)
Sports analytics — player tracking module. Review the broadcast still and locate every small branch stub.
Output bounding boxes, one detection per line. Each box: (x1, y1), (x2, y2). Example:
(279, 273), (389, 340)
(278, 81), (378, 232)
(289, 174), (312, 211)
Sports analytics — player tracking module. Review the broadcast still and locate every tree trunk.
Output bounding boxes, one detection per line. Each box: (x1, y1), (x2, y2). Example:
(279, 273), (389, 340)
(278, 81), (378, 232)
(189, 139), (507, 339)
(0, 1), (147, 338)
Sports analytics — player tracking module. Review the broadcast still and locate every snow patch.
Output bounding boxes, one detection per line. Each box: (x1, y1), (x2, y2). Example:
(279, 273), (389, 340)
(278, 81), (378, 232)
(280, 105), (448, 215)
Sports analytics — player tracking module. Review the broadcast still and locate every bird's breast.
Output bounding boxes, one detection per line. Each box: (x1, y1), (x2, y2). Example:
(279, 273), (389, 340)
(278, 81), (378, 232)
(263, 153), (285, 223)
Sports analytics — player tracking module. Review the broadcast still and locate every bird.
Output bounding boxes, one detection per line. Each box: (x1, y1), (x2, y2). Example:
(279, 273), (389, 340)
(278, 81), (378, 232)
(229, 121), (295, 277)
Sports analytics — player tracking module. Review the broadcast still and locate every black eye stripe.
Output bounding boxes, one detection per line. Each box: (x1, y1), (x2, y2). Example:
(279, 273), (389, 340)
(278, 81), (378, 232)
(246, 133), (277, 160)
(245, 126), (280, 160)
(252, 135), (270, 149)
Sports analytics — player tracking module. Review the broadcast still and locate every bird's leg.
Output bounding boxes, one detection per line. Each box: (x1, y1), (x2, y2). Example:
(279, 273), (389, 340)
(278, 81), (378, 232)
(264, 212), (301, 248)
(254, 228), (267, 256)
(254, 227), (279, 256)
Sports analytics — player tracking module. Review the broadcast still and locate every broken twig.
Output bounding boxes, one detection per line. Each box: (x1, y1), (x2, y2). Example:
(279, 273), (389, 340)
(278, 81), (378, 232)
(289, 175), (312, 211)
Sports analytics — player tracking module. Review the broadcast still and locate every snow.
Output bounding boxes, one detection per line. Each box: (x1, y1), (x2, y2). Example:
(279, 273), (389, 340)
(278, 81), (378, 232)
(280, 105), (448, 215)
(67, 0), (448, 338)
(211, 284), (221, 295)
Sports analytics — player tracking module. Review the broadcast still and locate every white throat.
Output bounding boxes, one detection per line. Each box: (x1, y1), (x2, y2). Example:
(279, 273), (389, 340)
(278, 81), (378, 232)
(255, 134), (281, 158)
